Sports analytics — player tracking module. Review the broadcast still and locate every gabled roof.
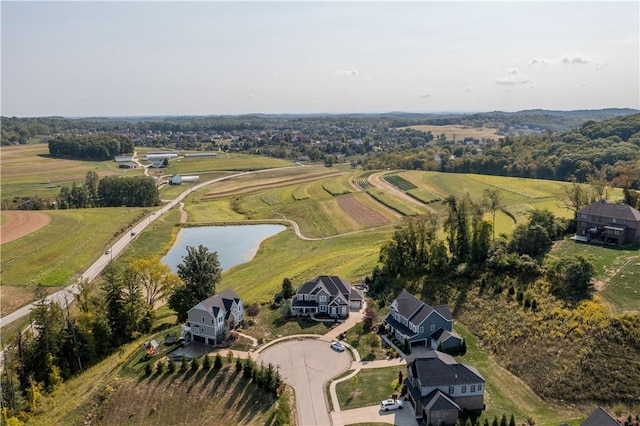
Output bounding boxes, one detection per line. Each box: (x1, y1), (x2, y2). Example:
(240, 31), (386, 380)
(409, 353), (485, 387)
(422, 389), (460, 412)
(430, 328), (461, 343)
(581, 407), (620, 426)
(350, 287), (364, 301)
(392, 290), (453, 326)
(579, 200), (640, 222)
(189, 288), (241, 320)
(297, 275), (351, 298)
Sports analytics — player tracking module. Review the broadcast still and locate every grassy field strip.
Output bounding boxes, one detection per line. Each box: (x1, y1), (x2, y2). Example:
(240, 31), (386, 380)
(200, 169), (343, 200)
(165, 152), (293, 174)
(322, 198), (361, 233)
(220, 230), (386, 303)
(601, 254), (640, 313)
(454, 323), (584, 425)
(366, 188), (423, 216)
(350, 192), (399, 223)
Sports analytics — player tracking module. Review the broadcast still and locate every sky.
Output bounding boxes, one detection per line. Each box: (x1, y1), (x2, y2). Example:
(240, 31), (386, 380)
(1, 1), (639, 117)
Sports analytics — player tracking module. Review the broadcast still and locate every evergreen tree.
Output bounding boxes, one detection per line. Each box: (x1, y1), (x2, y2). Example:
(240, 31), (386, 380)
(102, 263), (126, 347)
(281, 278), (294, 300)
(509, 414), (516, 426)
(214, 353), (223, 370)
(191, 357), (200, 371)
(202, 355), (211, 370)
(500, 414), (508, 426)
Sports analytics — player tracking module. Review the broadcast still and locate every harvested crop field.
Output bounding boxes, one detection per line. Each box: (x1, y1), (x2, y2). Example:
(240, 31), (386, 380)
(0, 211), (51, 244)
(398, 124), (500, 140)
(337, 195), (390, 227)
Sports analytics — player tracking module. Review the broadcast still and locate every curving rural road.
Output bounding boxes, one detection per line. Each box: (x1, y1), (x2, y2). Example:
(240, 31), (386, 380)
(0, 166), (301, 329)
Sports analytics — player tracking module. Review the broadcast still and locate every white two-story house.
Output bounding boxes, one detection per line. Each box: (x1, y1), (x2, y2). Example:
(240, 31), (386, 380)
(406, 351), (485, 425)
(184, 289), (243, 345)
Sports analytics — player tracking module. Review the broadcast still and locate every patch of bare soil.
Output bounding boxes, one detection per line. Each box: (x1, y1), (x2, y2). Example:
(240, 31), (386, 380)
(1, 210), (51, 245)
(0, 285), (45, 317)
(337, 195), (389, 227)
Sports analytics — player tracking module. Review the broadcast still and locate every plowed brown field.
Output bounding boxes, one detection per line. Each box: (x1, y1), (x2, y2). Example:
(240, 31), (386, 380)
(337, 195), (389, 227)
(0, 211), (51, 244)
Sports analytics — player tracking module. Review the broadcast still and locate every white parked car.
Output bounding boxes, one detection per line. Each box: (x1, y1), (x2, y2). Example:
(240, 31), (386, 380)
(330, 341), (345, 352)
(380, 399), (403, 411)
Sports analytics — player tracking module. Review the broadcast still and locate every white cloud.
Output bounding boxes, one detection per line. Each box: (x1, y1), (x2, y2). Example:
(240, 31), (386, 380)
(561, 55), (589, 65)
(596, 61), (608, 70)
(335, 67), (359, 77)
(506, 68), (519, 74)
(420, 92), (433, 98)
(528, 57), (550, 66)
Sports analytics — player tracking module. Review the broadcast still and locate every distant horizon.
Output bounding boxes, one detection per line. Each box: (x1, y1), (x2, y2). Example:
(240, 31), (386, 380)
(2, 2), (638, 117)
(5, 106), (639, 120)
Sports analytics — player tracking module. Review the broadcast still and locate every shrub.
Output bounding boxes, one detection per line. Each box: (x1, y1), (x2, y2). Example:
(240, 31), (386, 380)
(247, 303), (260, 317)
(167, 357), (176, 373)
(145, 363), (152, 376)
(191, 357), (200, 371)
(202, 355), (211, 370)
(156, 360), (164, 374)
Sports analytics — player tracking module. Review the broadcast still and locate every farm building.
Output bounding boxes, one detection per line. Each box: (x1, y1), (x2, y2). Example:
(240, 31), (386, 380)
(114, 154), (134, 162)
(143, 151), (179, 161)
(170, 174), (199, 185)
(118, 163), (138, 169)
(184, 152), (217, 158)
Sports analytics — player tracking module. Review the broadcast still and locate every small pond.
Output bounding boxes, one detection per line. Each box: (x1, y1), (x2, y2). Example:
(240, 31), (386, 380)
(161, 224), (286, 272)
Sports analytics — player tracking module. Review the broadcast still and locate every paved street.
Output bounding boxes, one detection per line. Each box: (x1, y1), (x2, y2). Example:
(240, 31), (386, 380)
(331, 405), (417, 426)
(258, 338), (351, 426)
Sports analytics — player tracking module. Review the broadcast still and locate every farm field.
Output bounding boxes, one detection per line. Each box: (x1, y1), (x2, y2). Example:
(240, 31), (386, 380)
(0, 207), (150, 315)
(0, 143), (142, 201)
(397, 124), (501, 140)
(164, 152), (293, 174)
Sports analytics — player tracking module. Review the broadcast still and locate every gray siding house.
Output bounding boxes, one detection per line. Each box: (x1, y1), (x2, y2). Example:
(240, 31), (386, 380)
(576, 200), (640, 245)
(406, 351), (485, 425)
(291, 275), (363, 318)
(384, 290), (462, 350)
(184, 289), (243, 345)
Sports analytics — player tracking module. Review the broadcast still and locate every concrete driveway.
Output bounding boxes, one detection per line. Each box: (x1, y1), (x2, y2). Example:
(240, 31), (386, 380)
(331, 405), (417, 426)
(258, 338), (351, 426)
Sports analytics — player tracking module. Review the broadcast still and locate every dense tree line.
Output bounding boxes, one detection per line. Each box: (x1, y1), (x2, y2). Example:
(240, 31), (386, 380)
(0, 254), (184, 424)
(58, 172), (160, 208)
(48, 134), (134, 160)
(371, 194), (581, 298)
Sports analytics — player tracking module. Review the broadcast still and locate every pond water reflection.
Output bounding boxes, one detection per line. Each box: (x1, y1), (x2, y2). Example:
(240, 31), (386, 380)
(161, 224), (286, 272)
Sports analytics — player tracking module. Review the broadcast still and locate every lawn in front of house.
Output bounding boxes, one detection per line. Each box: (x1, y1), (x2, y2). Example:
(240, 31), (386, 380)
(343, 323), (389, 362)
(335, 366), (404, 410)
(241, 304), (334, 342)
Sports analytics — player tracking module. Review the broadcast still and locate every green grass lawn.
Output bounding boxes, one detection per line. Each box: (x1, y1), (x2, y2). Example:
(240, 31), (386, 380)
(219, 229), (387, 304)
(550, 238), (640, 313)
(241, 304), (332, 341)
(165, 153), (293, 174)
(335, 366), (403, 410)
(344, 325), (388, 361)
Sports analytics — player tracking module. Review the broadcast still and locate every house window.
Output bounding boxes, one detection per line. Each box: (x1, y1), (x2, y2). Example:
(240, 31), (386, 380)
(319, 295), (326, 303)
(420, 326), (424, 333)
(430, 324), (435, 332)
(319, 305), (327, 312)
(304, 294), (309, 301)
(471, 384), (476, 392)
(448, 386), (454, 394)
(202, 317), (205, 322)
(461, 385), (467, 393)
(612, 218), (617, 224)
(580, 214), (587, 219)
(298, 294), (303, 301)
(477, 384), (482, 391)
(211, 319), (214, 324)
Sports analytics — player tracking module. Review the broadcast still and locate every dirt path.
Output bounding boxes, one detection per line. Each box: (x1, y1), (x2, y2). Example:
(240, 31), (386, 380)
(178, 202), (188, 223)
(0, 211), (52, 245)
(368, 171), (435, 213)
